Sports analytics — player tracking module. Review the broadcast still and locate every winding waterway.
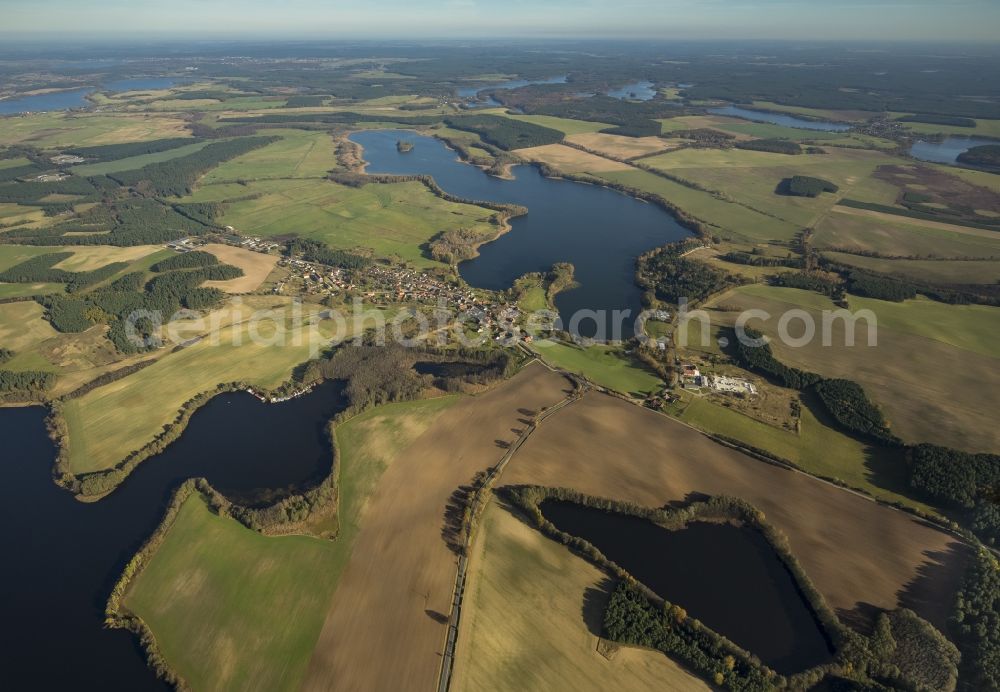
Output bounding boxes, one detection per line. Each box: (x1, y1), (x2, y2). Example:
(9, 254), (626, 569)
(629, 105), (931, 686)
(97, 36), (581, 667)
(0, 380), (344, 690)
(540, 500), (834, 674)
(350, 129), (691, 339)
(709, 105), (853, 132)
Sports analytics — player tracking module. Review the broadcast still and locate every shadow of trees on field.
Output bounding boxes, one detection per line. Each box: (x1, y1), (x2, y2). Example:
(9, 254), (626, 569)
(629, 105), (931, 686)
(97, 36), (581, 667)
(581, 576), (617, 636)
(836, 542), (972, 637)
(441, 470), (491, 556)
(425, 609), (449, 625)
(896, 543), (972, 634)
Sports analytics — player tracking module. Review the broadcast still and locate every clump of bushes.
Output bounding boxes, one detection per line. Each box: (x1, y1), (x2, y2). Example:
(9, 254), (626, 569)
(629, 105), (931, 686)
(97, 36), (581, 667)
(778, 175), (839, 197)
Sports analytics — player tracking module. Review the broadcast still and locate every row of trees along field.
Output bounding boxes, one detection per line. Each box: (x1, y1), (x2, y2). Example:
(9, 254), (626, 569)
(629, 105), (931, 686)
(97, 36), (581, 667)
(65, 137), (199, 162)
(896, 114), (977, 127)
(735, 139), (803, 155)
(771, 262), (1000, 308)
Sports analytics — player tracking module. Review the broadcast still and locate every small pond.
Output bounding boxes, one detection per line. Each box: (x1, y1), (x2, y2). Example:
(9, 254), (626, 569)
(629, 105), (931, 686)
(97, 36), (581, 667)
(540, 500), (834, 674)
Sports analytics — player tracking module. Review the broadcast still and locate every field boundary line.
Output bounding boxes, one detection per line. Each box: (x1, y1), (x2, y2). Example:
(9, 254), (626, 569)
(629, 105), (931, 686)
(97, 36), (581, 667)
(436, 373), (586, 692)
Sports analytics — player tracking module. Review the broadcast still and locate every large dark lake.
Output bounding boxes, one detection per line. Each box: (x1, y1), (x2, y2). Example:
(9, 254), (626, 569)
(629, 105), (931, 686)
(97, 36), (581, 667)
(540, 500), (834, 674)
(350, 129), (691, 339)
(0, 380), (344, 690)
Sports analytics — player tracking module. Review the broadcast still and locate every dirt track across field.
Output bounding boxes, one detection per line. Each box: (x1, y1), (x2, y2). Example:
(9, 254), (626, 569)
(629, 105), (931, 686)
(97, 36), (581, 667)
(303, 362), (573, 692)
(503, 391), (968, 634)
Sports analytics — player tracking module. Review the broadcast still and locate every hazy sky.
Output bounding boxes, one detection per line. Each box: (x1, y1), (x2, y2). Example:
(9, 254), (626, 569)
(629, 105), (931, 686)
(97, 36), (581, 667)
(3, 0), (998, 41)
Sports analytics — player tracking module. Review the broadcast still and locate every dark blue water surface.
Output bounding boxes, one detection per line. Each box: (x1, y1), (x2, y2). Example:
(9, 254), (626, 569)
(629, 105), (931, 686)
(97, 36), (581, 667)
(541, 500), (835, 674)
(456, 75), (567, 101)
(0, 88), (94, 114)
(0, 79), (180, 114)
(0, 380), (344, 690)
(908, 136), (998, 165)
(710, 105), (853, 132)
(607, 81), (656, 101)
(351, 129), (691, 339)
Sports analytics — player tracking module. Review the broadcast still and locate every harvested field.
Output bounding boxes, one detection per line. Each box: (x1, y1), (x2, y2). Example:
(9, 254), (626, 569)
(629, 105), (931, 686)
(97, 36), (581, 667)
(829, 203), (1000, 236)
(875, 163), (1000, 216)
(597, 168), (800, 242)
(0, 112), (192, 147)
(814, 208), (1000, 258)
(124, 494), (341, 692)
(303, 362), (573, 692)
(822, 252), (1000, 285)
(566, 132), (675, 159)
(200, 243), (279, 293)
(502, 113), (611, 136)
(706, 284), (1000, 452)
(516, 144), (632, 174)
(452, 499), (708, 692)
(0, 301), (59, 356)
(50, 244), (164, 271)
(503, 392), (969, 634)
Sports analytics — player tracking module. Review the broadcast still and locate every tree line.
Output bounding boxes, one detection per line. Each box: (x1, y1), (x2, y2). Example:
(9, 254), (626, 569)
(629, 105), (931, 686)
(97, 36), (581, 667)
(66, 137), (199, 162)
(735, 139), (803, 155)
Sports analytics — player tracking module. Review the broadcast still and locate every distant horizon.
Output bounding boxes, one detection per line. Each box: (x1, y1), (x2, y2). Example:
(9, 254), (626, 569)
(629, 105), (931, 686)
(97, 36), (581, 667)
(0, 36), (997, 52)
(4, 0), (1000, 43)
